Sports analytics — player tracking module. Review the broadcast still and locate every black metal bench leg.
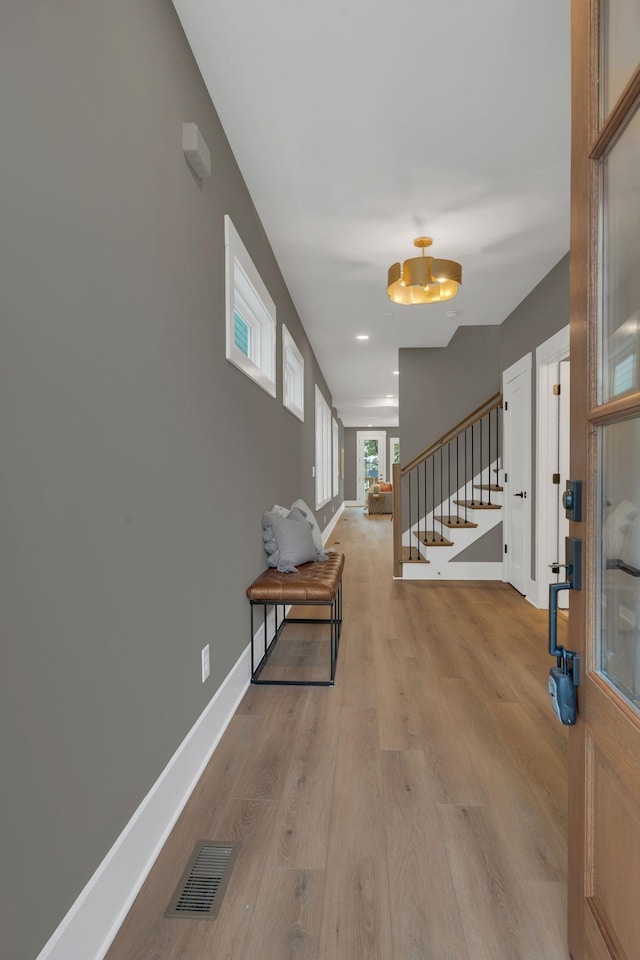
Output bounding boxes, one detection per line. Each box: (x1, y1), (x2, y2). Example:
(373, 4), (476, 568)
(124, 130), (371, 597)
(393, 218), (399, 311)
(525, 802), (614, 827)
(249, 588), (342, 686)
(250, 602), (255, 676)
(263, 603), (268, 660)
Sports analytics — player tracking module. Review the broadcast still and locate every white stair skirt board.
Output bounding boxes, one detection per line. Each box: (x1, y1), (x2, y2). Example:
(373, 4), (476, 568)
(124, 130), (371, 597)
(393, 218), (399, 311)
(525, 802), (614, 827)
(35, 645), (251, 960)
(401, 460), (503, 580)
(401, 560), (504, 581)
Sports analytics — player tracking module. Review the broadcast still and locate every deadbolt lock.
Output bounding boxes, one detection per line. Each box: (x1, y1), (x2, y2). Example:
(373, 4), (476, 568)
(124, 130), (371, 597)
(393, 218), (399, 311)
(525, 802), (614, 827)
(562, 480), (582, 522)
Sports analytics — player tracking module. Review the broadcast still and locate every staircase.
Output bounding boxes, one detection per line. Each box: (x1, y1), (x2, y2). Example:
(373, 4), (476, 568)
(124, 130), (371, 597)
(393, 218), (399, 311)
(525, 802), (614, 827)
(393, 393), (504, 579)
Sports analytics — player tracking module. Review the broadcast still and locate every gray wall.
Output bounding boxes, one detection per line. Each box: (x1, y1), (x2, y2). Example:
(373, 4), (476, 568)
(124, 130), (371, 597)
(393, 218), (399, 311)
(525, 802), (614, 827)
(399, 326), (501, 464)
(343, 427), (399, 500)
(0, 4), (341, 959)
(500, 255), (570, 373)
(453, 524), (503, 563)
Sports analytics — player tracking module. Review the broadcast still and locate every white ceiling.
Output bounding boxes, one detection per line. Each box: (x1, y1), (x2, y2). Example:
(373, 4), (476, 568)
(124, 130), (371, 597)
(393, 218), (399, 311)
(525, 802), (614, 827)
(173, 0), (571, 427)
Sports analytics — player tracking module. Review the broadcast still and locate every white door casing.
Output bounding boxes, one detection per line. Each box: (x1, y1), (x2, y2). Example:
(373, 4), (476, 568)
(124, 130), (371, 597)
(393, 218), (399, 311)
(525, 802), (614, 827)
(535, 325), (570, 608)
(503, 354), (532, 596)
(356, 431), (387, 506)
(557, 360), (571, 608)
(389, 436), (399, 473)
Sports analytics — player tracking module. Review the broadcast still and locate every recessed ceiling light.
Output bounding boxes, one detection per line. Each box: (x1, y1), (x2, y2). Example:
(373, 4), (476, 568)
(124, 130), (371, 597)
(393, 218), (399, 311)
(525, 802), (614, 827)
(393, 370), (399, 375)
(386, 394), (394, 398)
(367, 423), (373, 427)
(356, 334), (369, 341)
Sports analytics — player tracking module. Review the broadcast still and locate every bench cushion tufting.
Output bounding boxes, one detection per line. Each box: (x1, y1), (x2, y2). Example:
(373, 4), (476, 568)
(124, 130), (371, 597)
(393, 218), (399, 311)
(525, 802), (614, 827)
(247, 552), (345, 603)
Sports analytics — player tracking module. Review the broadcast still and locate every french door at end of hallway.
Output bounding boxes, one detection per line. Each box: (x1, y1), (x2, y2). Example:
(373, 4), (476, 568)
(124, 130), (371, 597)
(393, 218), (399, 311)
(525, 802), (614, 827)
(356, 431), (387, 505)
(569, 3), (640, 958)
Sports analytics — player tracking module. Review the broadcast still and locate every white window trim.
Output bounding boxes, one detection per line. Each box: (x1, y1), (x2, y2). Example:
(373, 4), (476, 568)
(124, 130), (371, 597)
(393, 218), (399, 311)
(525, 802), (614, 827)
(389, 436), (400, 472)
(332, 418), (339, 497)
(315, 386), (332, 509)
(282, 324), (304, 421)
(224, 215), (276, 397)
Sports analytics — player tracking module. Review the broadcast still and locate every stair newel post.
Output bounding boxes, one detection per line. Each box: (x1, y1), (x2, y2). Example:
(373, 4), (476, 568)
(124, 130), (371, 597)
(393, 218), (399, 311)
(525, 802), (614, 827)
(488, 410), (492, 505)
(392, 462), (402, 577)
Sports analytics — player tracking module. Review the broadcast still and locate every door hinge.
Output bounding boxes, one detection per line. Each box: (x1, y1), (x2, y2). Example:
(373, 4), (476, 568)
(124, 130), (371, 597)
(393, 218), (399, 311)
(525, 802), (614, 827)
(553, 383), (561, 395)
(552, 473), (560, 484)
(504, 472), (508, 483)
(504, 544), (508, 554)
(504, 401), (508, 411)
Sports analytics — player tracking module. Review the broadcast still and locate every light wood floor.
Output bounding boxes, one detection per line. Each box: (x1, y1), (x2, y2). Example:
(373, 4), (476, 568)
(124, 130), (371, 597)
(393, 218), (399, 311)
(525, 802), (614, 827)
(106, 507), (570, 960)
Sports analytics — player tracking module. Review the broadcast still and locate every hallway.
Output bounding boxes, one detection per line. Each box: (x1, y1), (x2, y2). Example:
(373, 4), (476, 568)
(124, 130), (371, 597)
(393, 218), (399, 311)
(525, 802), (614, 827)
(106, 507), (569, 960)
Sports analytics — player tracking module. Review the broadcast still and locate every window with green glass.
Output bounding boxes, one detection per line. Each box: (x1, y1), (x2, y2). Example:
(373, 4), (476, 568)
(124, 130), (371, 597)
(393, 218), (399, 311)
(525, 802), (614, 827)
(233, 310), (251, 358)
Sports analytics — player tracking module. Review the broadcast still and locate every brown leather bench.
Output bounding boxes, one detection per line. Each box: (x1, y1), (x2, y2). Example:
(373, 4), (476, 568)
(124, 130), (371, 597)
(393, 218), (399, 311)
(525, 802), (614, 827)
(246, 552), (345, 685)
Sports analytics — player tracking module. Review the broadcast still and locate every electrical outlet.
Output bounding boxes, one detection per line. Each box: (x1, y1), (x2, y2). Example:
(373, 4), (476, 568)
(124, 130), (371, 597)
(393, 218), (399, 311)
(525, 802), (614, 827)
(201, 644), (210, 683)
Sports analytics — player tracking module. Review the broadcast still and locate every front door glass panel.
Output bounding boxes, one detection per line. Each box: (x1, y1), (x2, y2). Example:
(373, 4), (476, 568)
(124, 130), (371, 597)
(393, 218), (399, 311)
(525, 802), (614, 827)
(363, 439), (380, 500)
(601, 0), (640, 118)
(598, 417), (640, 710)
(599, 99), (640, 405)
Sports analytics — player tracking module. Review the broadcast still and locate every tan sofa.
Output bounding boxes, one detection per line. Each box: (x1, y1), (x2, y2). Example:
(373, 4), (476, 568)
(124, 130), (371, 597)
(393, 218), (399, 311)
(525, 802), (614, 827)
(367, 483), (393, 514)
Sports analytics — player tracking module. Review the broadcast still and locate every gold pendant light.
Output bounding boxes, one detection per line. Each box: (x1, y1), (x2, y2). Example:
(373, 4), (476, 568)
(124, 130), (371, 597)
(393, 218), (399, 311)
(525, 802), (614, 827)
(387, 237), (462, 305)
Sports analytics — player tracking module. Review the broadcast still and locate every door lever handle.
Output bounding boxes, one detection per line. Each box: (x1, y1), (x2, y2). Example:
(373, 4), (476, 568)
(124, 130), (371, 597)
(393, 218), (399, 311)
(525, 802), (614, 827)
(513, 491), (527, 498)
(547, 538), (582, 680)
(547, 536), (583, 725)
(549, 582), (572, 659)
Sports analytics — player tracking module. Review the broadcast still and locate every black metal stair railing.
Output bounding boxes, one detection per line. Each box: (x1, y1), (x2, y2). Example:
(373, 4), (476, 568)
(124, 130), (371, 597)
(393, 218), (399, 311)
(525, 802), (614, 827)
(392, 393), (503, 576)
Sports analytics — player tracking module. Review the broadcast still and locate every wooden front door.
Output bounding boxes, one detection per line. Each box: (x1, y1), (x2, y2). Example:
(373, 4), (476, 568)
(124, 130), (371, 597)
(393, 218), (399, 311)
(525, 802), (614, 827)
(569, 2), (640, 957)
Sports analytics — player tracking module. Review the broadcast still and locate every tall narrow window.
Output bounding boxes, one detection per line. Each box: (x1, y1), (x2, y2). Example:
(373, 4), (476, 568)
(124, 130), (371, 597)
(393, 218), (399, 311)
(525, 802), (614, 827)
(225, 215), (276, 396)
(332, 419), (339, 497)
(282, 324), (304, 421)
(315, 386), (332, 509)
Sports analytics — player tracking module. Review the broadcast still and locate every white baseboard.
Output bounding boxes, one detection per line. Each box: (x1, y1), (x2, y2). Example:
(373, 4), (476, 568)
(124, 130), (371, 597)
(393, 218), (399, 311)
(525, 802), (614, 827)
(36, 645), (251, 960)
(401, 561), (504, 581)
(323, 502), (345, 543)
(343, 500), (362, 508)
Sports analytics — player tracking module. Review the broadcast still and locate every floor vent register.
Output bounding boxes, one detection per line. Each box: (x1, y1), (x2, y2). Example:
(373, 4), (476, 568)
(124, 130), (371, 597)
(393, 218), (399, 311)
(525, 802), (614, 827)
(165, 841), (241, 921)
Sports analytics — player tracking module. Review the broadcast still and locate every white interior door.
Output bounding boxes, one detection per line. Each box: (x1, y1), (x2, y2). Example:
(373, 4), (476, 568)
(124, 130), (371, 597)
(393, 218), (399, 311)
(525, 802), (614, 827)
(356, 431), (386, 506)
(503, 355), (532, 596)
